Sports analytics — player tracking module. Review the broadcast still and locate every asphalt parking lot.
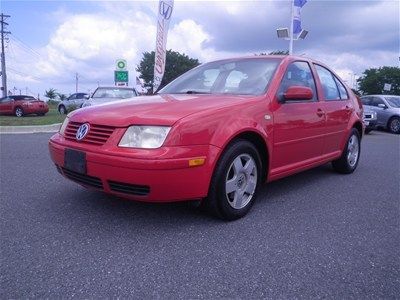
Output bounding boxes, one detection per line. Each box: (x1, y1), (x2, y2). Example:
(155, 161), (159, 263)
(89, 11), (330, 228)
(0, 131), (399, 298)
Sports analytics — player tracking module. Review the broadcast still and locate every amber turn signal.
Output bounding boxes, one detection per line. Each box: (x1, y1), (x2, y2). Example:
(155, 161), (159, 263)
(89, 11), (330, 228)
(188, 158), (205, 167)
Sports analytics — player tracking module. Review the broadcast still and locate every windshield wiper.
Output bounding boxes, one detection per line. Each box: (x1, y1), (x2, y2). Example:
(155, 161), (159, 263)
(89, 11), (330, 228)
(184, 90), (211, 94)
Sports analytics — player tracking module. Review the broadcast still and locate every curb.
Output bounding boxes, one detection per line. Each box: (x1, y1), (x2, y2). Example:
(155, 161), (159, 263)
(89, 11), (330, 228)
(0, 123), (61, 134)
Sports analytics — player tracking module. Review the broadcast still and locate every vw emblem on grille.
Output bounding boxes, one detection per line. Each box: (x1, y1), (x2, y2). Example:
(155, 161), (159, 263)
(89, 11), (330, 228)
(76, 123), (90, 141)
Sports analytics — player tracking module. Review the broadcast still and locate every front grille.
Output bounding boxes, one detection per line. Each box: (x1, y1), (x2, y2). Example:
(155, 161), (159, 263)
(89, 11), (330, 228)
(108, 181), (150, 196)
(61, 167), (103, 189)
(64, 121), (115, 145)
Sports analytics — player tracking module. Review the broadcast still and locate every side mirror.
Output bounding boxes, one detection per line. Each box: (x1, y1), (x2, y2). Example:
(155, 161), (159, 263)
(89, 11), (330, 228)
(281, 86), (313, 102)
(377, 103), (387, 109)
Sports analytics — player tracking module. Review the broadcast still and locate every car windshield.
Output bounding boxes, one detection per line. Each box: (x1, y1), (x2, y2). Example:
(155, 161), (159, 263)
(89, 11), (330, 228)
(92, 88), (136, 99)
(159, 58), (280, 96)
(385, 96), (400, 108)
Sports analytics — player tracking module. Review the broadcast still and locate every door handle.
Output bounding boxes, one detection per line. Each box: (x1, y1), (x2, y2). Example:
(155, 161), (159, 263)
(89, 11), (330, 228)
(316, 108), (325, 117)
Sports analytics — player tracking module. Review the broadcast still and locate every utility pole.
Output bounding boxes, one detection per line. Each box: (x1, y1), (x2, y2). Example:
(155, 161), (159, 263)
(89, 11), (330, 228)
(75, 72), (78, 92)
(1, 14), (11, 97)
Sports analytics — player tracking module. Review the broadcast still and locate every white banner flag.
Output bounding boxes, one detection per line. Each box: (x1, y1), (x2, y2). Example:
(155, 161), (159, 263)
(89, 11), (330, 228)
(153, 0), (174, 93)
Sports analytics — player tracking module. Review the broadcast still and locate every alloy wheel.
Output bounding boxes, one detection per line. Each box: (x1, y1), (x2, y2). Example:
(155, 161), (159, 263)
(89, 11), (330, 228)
(347, 134), (359, 167)
(225, 154), (258, 210)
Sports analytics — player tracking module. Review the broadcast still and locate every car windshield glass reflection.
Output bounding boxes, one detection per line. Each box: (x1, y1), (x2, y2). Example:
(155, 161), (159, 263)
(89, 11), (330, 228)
(385, 96), (400, 108)
(159, 58), (280, 96)
(92, 88), (136, 99)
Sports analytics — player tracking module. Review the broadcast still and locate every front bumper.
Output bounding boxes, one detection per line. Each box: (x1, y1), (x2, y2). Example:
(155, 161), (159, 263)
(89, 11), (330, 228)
(49, 133), (220, 202)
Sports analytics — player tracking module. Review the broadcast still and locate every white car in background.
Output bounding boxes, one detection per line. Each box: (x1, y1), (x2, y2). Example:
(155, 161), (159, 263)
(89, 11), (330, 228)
(82, 86), (138, 107)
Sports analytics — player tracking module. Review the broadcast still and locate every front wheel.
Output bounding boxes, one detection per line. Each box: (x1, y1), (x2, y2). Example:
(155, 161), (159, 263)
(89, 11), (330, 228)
(204, 140), (262, 220)
(332, 128), (361, 174)
(388, 117), (400, 134)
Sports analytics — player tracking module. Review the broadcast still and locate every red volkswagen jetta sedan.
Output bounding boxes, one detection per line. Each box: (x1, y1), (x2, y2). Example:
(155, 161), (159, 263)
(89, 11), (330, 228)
(49, 56), (363, 220)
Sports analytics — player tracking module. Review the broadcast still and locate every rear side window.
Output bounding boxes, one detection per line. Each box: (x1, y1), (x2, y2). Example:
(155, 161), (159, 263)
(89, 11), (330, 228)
(315, 65), (341, 100)
(278, 61), (317, 101)
(334, 77), (349, 99)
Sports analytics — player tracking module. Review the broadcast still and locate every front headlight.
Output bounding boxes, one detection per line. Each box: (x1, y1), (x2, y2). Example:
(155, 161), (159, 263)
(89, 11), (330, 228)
(59, 117), (69, 135)
(119, 126), (171, 149)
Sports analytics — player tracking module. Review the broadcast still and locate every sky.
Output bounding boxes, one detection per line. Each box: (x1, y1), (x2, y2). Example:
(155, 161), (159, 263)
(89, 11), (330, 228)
(1, 0), (399, 98)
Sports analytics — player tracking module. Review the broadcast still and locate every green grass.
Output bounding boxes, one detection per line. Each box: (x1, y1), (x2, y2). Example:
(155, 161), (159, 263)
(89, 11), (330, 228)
(0, 108), (66, 126)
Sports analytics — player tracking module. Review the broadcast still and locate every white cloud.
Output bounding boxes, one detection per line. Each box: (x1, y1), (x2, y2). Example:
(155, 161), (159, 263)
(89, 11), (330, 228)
(5, 0), (399, 97)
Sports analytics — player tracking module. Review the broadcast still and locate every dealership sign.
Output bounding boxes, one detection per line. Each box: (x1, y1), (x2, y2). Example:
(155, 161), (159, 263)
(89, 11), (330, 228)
(153, 0), (174, 93)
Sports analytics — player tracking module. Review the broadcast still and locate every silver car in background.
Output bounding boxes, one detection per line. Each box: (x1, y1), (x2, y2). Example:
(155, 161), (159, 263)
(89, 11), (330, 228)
(360, 95), (400, 134)
(82, 86), (137, 107)
(58, 93), (89, 114)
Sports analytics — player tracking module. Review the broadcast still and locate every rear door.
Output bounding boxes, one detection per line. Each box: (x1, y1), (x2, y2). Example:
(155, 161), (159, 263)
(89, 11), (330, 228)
(272, 61), (325, 171)
(314, 64), (352, 155)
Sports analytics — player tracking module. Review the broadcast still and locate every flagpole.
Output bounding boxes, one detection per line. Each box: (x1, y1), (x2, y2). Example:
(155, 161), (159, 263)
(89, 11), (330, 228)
(289, 0), (294, 55)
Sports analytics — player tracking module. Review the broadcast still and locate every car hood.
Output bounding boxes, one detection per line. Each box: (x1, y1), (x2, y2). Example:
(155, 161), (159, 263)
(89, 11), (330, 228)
(69, 94), (257, 127)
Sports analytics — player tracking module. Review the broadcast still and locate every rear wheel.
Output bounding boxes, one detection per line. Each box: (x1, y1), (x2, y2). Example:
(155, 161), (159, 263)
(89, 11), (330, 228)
(204, 140), (261, 220)
(15, 107), (24, 117)
(59, 105), (67, 115)
(388, 117), (400, 134)
(332, 128), (360, 174)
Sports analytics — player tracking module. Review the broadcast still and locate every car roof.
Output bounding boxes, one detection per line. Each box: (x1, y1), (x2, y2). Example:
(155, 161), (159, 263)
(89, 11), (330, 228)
(201, 55), (321, 65)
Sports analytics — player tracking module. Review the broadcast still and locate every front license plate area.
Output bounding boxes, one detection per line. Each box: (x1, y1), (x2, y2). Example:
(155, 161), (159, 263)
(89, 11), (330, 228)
(64, 148), (86, 174)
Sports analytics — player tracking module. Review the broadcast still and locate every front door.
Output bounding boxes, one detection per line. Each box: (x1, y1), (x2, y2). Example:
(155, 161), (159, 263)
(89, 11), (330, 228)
(271, 61), (325, 173)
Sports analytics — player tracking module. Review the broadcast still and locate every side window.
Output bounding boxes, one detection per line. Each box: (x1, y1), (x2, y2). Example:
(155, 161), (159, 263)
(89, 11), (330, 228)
(361, 97), (371, 106)
(68, 94), (76, 100)
(333, 76), (348, 99)
(315, 65), (340, 101)
(278, 61), (317, 101)
(371, 97), (385, 107)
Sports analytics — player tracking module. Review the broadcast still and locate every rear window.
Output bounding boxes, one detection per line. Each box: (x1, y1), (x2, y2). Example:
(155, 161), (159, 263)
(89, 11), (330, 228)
(14, 96), (35, 101)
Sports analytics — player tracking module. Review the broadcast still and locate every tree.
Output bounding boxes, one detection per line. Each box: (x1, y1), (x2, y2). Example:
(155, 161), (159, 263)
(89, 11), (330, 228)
(58, 93), (67, 101)
(136, 50), (200, 93)
(357, 66), (400, 95)
(45, 88), (57, 101)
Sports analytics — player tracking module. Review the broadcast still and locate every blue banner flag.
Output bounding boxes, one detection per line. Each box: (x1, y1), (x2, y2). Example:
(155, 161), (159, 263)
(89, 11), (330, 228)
(293, 0), (307, 34)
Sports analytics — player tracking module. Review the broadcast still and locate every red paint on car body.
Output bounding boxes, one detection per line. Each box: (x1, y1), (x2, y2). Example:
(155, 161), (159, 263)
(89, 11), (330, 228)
(49, 56), (363, 203)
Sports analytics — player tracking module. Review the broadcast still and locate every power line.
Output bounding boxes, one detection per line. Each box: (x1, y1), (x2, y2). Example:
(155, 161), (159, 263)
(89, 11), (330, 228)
(8, 67), (42, 82)
(9, 34), (43, 59)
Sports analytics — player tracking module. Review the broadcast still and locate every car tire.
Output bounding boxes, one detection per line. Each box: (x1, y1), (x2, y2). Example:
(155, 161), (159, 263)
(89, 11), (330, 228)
(15, 107), (24, 117)
(59, 105), (67, 115)
(388, 117), (400, 134)
(204, 140), (262, 221)
(332, 128), (361, 174)
(364, 128), (372, 134)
